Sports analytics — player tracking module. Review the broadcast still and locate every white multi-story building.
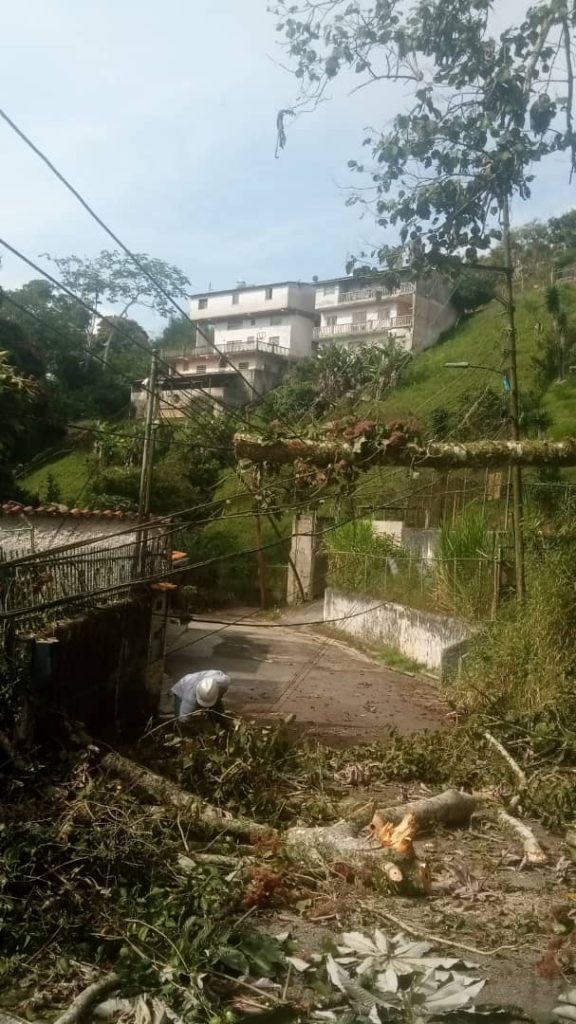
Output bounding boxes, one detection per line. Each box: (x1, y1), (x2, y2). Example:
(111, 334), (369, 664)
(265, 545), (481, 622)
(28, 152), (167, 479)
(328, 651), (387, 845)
(131, 273), (457, 417)
(313, 273), (456, 352)
(132, 280), (317, 417)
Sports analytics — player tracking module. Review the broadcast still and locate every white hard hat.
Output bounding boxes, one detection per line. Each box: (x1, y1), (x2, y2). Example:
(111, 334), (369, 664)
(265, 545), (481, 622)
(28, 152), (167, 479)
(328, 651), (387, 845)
(196, 676), (220, 708)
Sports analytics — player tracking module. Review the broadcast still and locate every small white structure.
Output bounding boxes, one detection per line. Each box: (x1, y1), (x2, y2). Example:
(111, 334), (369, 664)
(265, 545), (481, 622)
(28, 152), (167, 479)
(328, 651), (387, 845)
(313, 273), (456, 353)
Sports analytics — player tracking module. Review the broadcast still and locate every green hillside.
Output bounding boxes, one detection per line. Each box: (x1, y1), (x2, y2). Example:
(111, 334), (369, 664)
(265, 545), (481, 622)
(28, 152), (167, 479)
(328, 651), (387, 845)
(21, 452), (92, 507)
(17, 285), (576, 512)
(368, 286), (576, 430)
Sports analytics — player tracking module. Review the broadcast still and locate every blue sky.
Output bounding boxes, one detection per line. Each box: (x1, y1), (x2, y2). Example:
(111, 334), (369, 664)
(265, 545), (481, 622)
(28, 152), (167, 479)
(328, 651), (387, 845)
(1, 0), (575, 334)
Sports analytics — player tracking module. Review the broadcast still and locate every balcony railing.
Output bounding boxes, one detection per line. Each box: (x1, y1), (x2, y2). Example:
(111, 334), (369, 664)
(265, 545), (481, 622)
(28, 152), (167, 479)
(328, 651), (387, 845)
(338, 283), (416, 303)
(169, 339), (291, 362)
(313, 315), (413, 339)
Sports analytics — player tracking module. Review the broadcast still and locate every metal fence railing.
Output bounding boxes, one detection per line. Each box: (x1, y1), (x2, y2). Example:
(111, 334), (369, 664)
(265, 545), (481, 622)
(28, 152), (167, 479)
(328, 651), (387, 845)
(0, 532), (172, 630)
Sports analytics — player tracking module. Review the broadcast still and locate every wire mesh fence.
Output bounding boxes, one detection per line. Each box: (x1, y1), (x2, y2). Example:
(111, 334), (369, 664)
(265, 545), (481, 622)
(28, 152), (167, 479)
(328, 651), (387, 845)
(326, 548), (509, 621)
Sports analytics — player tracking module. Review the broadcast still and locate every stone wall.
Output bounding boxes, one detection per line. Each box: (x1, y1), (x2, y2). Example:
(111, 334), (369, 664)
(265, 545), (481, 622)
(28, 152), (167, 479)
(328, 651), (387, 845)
(324, 587), (473, 675)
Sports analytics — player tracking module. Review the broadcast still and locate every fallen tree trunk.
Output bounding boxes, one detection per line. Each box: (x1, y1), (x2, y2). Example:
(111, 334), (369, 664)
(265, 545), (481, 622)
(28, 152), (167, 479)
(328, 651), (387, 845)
(234, 433), (576, 470)
(101, 752), (275, 842)
(285, 789), (477, 867)
(53, 974), (120, 1024)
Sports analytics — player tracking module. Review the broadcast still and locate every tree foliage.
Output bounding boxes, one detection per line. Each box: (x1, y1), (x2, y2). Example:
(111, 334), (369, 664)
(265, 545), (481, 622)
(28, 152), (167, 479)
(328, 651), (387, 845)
(262, 339), (410, 421)
(43, 249), (190, 326)
(273, 0), (576, 273)
(159, 315), (198, 354)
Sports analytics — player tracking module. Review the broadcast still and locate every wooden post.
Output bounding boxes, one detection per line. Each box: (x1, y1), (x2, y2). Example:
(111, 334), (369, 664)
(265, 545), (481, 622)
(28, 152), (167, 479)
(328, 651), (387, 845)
(502, 196), (525, 601)
(254, 512), (270, 608)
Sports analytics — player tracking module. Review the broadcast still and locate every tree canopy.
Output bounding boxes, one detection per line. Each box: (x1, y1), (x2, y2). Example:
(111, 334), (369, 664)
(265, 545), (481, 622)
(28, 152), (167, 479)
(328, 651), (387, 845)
(273, 0), (576, 273)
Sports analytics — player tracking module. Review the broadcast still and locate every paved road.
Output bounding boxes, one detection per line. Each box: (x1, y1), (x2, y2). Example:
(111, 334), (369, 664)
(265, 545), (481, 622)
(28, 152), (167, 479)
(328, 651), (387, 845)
(164, 606), (445, 742)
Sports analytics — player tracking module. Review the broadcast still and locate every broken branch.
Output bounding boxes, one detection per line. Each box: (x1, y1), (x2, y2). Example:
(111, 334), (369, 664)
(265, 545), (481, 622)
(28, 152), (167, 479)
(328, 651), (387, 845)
(484, 731), (527, 788)
(364, 906), (521, 957)
(53, 974), (120, 1024)
(496, 808), (548, 865)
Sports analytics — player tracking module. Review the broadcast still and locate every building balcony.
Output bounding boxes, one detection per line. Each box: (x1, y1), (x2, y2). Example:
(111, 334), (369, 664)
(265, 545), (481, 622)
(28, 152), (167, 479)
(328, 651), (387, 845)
(166, 338), (291, 372)
(315, 282), (415, 309)
(313, 315), (413, 340)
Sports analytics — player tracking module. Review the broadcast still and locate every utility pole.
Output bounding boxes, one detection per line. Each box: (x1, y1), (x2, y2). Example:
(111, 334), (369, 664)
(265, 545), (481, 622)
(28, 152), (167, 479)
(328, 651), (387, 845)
(502, 196), (526, 602)
(138, 351), (158, 521)
(137, 351), (159, 576)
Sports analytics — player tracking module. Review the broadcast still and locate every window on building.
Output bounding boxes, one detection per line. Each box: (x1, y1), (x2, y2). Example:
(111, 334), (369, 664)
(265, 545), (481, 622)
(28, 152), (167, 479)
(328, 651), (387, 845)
(326, 315), (337, 327)
(269, 336), (280, 344)
(265, 287), (273, 300)
(322, 286), (335, 296)
(250, 318), (256, 326)
(232, 293), (239, 305)
(238, 361), (250, 370)
(270, 316), (282, 325)
(247, 335), (255, 342)
(180, 360), (189, 371)
(198, 298), (208, 309)
(227, 321), (237, 330)
(196, 365), (207, 374)
(352, 310), (367, 324)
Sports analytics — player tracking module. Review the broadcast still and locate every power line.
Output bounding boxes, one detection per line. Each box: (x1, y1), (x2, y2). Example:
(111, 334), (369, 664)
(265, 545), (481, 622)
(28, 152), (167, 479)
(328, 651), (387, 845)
(1, 289), (217, 435)
(0, 256), (258, 436)
(0, 107), (307, 429)
(0, 285), (254, 435)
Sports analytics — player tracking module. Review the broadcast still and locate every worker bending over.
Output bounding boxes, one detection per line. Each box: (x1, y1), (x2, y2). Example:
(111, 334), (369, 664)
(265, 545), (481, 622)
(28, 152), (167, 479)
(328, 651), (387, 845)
(171, 669), (231, 722)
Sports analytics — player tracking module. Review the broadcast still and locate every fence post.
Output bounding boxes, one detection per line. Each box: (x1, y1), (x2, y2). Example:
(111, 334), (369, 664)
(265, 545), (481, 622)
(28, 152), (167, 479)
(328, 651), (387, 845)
(491, 541), (502, 619)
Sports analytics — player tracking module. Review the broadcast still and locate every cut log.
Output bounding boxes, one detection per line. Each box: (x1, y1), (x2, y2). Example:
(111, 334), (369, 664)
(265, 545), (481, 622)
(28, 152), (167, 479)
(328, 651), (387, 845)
(371, 812), (418, 855)
(234, 433), (576, 470)
(53, 974), (120, 1024)
(355, 789), (478, 832)
(286, 790), (477, 867)
(101, 752), (275, 842)
(496, 808), (548, 865)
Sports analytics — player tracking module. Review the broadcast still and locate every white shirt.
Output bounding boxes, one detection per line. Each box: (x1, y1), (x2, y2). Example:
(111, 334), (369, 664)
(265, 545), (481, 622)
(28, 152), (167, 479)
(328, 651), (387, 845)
(171, 670), (230, 717)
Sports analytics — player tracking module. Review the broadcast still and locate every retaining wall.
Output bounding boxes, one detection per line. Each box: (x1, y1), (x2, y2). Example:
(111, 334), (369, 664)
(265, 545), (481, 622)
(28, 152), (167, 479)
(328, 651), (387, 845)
(324, 587), (473, 675)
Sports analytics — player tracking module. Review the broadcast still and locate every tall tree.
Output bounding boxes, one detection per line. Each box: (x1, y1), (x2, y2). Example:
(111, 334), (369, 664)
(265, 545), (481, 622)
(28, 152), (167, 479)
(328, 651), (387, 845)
(43, 250), (191, 363)
(273, 0), (575, 273)
(159, 316), (198, 354)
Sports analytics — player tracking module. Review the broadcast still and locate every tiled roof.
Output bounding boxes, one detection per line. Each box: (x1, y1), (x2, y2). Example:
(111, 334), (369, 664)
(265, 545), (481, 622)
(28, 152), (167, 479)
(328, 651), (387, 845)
(0, 501), (140, 521)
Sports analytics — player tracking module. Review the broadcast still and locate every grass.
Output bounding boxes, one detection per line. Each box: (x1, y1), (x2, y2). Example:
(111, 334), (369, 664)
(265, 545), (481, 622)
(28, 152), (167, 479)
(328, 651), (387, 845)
(542, 376), (576, 438)
(356, 287), (576, 427)
(21, 451), (92, 506)
(374, 643), (428, 675)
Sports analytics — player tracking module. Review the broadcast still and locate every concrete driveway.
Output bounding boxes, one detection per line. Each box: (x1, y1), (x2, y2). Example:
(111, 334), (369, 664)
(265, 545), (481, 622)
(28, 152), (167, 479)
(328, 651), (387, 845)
(164, 606), (446, 743)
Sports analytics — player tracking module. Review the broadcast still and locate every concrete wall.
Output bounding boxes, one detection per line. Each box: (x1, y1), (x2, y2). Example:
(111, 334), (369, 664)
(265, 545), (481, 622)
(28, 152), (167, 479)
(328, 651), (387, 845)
(287, 512), (326, 604)
(190, 283), (315, 320)
(412, 274), (458, 351)
(0, 515), (143, 557)
(371, 520), (439, 562)
(324, 587), (472, 674)
(30, 596), (159, 733)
